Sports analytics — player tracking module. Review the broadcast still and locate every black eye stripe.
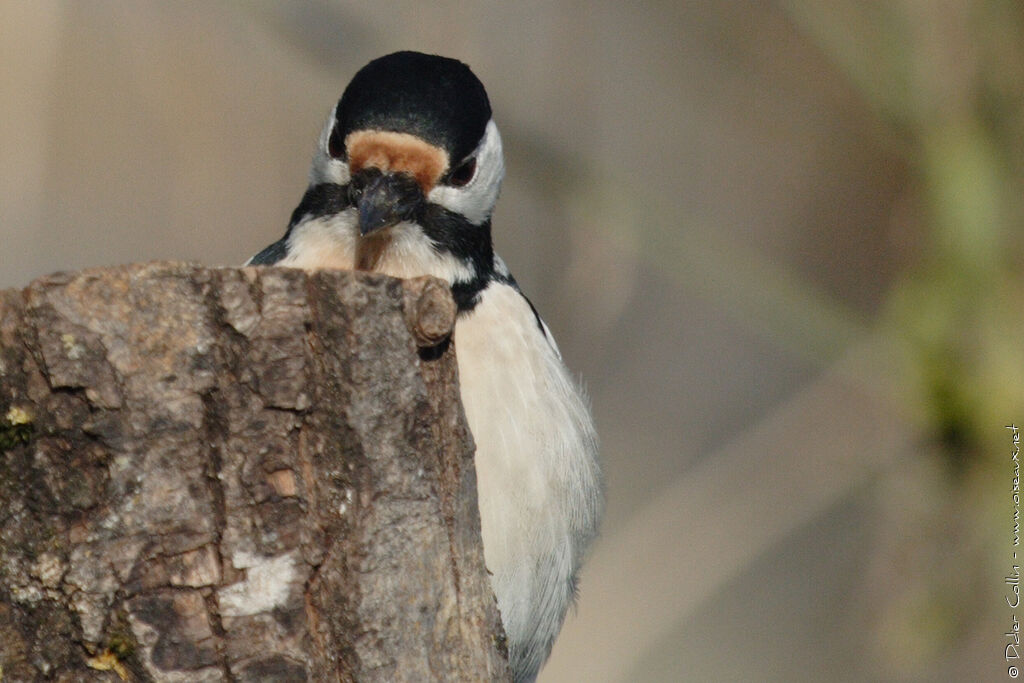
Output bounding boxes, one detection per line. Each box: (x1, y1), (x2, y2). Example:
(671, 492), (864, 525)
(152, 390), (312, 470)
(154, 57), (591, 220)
(327, 123), (346, 160)
(447, 158), (476, 187)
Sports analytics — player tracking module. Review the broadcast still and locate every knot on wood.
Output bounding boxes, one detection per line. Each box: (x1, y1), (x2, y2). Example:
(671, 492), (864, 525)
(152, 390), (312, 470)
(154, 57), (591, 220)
(404, 277), (457, 348)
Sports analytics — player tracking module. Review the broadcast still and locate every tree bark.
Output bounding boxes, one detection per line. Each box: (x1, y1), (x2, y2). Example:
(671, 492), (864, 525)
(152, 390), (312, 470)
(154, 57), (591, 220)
(0, 263), (509, 682)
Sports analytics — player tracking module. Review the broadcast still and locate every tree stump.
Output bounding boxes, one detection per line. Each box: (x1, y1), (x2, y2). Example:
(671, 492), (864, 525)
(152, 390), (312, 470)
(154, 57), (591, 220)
(0, 263), (509, 682)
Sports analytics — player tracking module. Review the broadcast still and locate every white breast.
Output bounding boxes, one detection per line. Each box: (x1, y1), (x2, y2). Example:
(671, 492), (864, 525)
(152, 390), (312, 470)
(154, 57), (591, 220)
(455, 281), (602, 677)
(280, 213), (476, 284)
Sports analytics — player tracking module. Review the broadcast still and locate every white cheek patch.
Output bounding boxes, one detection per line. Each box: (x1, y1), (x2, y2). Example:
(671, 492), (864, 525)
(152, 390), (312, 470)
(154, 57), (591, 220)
(428, 119), (505, 225)
(309, 104), (351, 186)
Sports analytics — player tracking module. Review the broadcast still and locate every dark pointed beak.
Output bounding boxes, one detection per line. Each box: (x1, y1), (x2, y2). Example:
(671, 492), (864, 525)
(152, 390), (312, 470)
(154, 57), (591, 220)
(349, 169), (424, 236)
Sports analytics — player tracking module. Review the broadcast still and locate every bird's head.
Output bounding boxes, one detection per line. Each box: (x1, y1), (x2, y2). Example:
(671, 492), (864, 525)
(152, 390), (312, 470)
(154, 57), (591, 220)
(297, 52), (504, 282)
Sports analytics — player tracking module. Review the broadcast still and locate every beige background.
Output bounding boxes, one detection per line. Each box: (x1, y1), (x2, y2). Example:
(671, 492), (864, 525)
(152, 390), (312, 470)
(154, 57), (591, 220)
(3, 2), (1020, 681)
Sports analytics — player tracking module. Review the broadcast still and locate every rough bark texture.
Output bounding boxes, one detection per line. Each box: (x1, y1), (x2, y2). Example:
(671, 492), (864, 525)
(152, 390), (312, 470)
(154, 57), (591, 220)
(0, 262), (509, 682)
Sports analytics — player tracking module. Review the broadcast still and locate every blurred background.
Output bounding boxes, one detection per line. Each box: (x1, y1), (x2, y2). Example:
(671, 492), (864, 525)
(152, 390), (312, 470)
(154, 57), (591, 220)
(1, 1), (1021, 680)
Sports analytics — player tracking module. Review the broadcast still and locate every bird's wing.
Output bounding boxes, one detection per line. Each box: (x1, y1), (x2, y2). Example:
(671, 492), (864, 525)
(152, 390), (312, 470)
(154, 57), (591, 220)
(245, 238), (289, 266)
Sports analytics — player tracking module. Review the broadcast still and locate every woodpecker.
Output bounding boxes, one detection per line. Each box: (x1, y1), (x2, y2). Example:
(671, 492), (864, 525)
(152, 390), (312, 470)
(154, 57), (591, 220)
(247, 51), (602, 682)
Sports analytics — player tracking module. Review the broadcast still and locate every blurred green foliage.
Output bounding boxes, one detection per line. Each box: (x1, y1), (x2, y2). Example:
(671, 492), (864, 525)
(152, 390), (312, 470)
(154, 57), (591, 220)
(784, 0), (1024, 464)
(785, 0), (1023, 675)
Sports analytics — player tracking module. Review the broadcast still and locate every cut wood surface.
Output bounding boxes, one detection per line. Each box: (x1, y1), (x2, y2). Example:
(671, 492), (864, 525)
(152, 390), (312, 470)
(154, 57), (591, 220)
(0, 262), (509, 682)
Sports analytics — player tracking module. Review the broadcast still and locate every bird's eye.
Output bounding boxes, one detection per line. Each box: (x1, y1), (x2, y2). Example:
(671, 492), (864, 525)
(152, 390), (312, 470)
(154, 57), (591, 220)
(327, 123), (346, 160)
(448, 158), (476, 187)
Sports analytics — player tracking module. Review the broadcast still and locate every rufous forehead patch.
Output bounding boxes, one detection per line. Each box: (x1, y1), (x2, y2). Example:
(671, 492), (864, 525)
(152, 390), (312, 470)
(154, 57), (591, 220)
(345, 130), (450, 192)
